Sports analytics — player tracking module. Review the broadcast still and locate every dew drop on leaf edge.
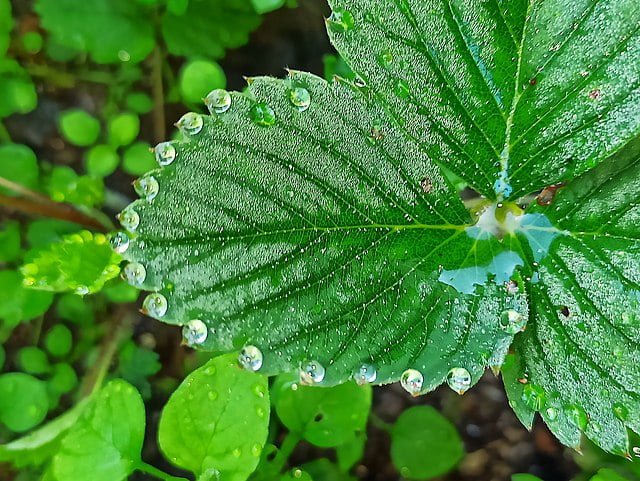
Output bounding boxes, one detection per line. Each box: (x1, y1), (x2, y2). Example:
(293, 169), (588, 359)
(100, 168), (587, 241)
(133, 175), (159, 202)
(182, 319), (208, 345)
(355, 364), (377, 385)
(238, 345), (263, 372)
(299, 360), (325, 385)
(142, 293), (168, 318)
(446, 367), (471, 395)
(289, 87), (311, 112)
(110, 231), (129, 254)
(154, 141), (176, 166)
(117, 208), (140, 232)
(123, 262), (146, 286)
(176, 112), (204, 135)
(205, 88), (232, 114)
(400, 369), (423, 396)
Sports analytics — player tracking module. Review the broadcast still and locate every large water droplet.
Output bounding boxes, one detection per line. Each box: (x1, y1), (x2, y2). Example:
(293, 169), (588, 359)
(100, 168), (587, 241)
(75, 285), (89, 296)
(565, 404), (588, 430)
(110, 232), (130, 254)
(183, 319), (207, 345)
(133, 176), (159, 201)
(205, 88), (232, 114)
(299, 360), (325, 385)
(238, 345), (263, 372)
(327, 8), (355, 33)
(500, 309), (527, 334)
(289, 87), (311, 112)
(249, 103), (276, 126)
(545, 407), (558, 421)
(176, 112), (204, 135)
(447, 367), (471, 395)
(154, 142), (176, 166)
(142, 293), (167, 317)
(400, 369), (423, 396)
(117, 208), (140, 232)
(355, 364), (377, 385)
(123, 262), (146, 286)
(394, 79), (411, 99)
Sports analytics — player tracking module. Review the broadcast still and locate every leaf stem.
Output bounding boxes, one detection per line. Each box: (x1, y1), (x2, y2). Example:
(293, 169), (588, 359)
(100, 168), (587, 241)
(369, 413), (392, 433)
(0, 176), (112, 232)
(271, 431), (301, 474)
(136, 462), (189, 481)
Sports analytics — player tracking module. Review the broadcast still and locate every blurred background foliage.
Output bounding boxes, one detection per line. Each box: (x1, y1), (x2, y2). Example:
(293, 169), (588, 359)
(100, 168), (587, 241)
(0, 1), (637, 480)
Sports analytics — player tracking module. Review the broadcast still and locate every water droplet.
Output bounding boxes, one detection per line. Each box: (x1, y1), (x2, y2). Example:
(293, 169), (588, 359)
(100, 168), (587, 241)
(377, 49), (393, 67)
(117, 208), (140, 231)
(505, 280), (519, 294)
(500, 309), (527, 334)
(521, 384), (545, 410)
(176, 112), (204, 135)
(633, 446), (640, 457)
(289, 87), (311, 112)
(110, 232), (129, 254)
(394, 79), (410, 99)
(232, 448), (241, 458)
(327, 8), (355, 33)
(613, 402), (628, 421)
(253, 384), (266, 398)
(565, 404), (588, 430)
(205, 88), (232, 114)
(447, 367), (471, 395)
(123, 262), (146, 286)
(299, 360), (325, 385)
(142, 293), (168, 317)
(208, 390), (218, 401)
(545, 407), (558, 421)
(183, 319), (207, 345)
(133, 176), (159, 201)
(154, 142), (176, 166)
(251, 443), (262, 457)
(355, 364), (377, 385)
(256, 406), (266, 418)
(75, 285), (89, 296)
(238, 345), (263, 371)
(400, 369), (423, 396)
(249, 103), (276, 126)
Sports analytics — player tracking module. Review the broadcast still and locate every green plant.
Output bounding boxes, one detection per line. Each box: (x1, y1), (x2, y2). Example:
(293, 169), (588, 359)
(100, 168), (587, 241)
(1, 0), (640, 480)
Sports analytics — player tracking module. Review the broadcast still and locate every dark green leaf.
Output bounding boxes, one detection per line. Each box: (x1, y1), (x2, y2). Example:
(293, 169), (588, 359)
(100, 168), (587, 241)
(512, 475), (544, 481)
(116, 340), (160, 399)
(0, 0), (12, 56)
(44, 324), (73, 358)
(0, 373), (49, 432)
(273, 374), (371, 448)
(48, 362), (78, 394)
(0, 144), (39, 194)
(390, 405), (463, 480)
(0, 59), (37, 117)
(0, 221), (22, 263)
(303, 459), (356, 481)
(17, 347), (51, 375)
(336, 430), (366, 472)
(251, 0), (286, 14)
(590, 469), (635, 481)
(158, 354), (270, 481)
(52, 380), (145, 481)
(35, 0), (155, 63)
(162, 0), (261, 59)
(0, 270), (54, 329)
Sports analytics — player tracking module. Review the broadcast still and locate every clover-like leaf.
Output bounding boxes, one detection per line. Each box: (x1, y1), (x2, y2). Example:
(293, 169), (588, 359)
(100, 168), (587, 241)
(118, 0), (640, 455)
(158, 354), (270, 481)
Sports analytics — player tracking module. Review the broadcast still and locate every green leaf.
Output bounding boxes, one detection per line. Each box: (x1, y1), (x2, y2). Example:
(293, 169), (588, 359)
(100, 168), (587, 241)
(158, 354), (270, 481)
(116, 340), (160, 399)
(503, 138), (640, 454)
(179, 59), (226, 105)
(21, 31), (43, 54)
(44, 324), (73, 358)
(121, 71), (526, 393)
(251, 0), (286, 14)
(103, 278), (140, 304)
(122, 141), (156, 176)
(26, 220), (80, 248)
(107, 112), (140, 148)
(273, 374), (371, 448)
(35, 0), (155, 64)
(326, 0), (640, 200)
(336, 430), (366, 472)
(279, 468), (313, 481)
(0, 221), (22, 263)
(58, 109), (101, 147)
(48, 362), (78, 394)
(56, 293), (95, 325)
(390, 405), (463, 480)
(0, 143), (39, 194)
(21, 230), (121, 295)
(0, 372), (49, 432)
(589, 469), (636, 481)
(162, 0), (262, 60)
(512, 476), (544, 481)
(85, 144), (120, 178)
(0, 59), (37, 117)
(303, 459), (356, 481)
(0, 398), (89, 468)
(52, 380), (145, 481)
(0, 0), (12, 56)
(0, 270), (54, 329)
(17, 347), (51, 375)
(125, 92), (154, 114)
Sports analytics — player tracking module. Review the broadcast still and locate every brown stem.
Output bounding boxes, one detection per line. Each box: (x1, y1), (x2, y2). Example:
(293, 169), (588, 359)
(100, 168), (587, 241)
(0, 176), (110, 232)
(151, 46), (166, 143)
(79, 306), (133, 397)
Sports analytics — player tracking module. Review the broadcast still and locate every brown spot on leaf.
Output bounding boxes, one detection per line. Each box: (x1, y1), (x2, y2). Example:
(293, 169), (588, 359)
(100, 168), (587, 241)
(420, 176), (433, 193)
(589, 88), (602, 100)
(536, 183), (565, 206)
